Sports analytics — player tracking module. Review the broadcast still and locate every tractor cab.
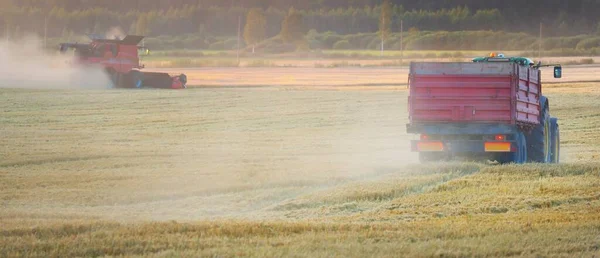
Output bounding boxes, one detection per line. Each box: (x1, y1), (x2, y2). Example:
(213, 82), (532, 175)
(59, 35), (144, 73)
(472, 53), (535, 66)
(89, 42), (118, 58)
(473, 53), (562, 78)
(61, 43), (116, 59)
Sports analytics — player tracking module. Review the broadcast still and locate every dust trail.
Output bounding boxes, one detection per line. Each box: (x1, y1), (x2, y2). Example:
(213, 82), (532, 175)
(98, 90), (421, 221)
(0, 36), (110, 90)
(105, 27), (126, 40)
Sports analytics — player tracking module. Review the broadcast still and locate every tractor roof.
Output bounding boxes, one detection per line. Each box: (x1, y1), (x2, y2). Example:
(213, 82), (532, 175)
(472, 56), (534, 66)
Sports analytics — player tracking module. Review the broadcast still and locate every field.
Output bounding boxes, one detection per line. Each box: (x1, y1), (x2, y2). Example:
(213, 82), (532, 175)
(142, 49), (600, 68)
(1, 68), (600, 257)
(150, 65), (600, 88)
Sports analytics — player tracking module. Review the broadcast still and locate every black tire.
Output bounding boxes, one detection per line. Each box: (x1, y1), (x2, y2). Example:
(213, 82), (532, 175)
(550, 118), (560, 163)
(124, 70), (144, 88)
(526, 97), (551, 163)
(497, 132), (527, 164)
(515, 132), (528, 164)
(179, 74), (187, 88)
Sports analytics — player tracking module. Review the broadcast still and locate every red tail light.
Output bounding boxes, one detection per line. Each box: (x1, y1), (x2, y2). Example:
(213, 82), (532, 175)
(420, 134), (429, 141)
(495, 135), (506, 141)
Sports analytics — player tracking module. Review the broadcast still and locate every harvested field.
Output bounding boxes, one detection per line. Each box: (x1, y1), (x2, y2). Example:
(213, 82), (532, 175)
(142, 54), (600, 69)
(1, 69), (599, 257)
(148, 65), (600, 88)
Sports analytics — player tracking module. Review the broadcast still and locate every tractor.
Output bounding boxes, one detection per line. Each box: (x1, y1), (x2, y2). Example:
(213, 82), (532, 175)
(407, 54), (561, 164)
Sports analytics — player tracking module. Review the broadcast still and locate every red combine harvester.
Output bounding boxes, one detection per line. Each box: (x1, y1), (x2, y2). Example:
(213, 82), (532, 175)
(407, 54), (562, 164)
(59, 35), (187, 89)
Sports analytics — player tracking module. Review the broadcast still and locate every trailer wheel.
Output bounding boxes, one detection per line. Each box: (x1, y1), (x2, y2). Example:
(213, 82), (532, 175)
(515, 132), (528, 164)
(498, 132), (527, 164)
(526, 97), (551, 163)
(550, 118), (560, 163)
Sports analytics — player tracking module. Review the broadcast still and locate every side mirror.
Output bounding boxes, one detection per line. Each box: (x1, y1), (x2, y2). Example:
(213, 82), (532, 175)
(554, 66), (562, 79)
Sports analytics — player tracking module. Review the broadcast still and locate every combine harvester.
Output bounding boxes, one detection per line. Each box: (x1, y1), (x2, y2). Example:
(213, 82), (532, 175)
(407, 54), (562, 164)
(59, 35), (187, 89)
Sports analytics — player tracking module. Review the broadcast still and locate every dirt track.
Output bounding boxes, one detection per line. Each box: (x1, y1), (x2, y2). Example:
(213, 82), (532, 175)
(150, 65), (600, 87)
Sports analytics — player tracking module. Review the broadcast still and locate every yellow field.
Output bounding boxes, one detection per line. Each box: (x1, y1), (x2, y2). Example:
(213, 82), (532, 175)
(146, 65), (600, 88)
(142, 50), (600, 69)
(1, 69), (600, 257)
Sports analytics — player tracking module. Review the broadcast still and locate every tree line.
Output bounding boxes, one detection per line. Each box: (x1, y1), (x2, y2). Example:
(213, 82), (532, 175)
(2, 0), (600, 52)
(1, 0), (599, 40)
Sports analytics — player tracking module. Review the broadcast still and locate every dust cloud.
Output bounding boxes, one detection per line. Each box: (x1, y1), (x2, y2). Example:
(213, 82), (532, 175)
(95, 90), (420, 221)
(0, 36), (111, 90)
(105, 26), (127, 40)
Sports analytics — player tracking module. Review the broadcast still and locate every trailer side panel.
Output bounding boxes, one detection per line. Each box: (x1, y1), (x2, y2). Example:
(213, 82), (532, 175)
(409, 62), (541, 127)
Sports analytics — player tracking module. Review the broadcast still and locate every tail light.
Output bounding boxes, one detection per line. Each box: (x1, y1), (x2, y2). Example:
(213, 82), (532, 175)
(420, 134), (429, 141)
(495, 135), (506, 141)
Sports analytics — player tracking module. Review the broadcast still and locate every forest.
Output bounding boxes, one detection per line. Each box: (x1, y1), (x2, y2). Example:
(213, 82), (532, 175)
(1, 0), (599, 51)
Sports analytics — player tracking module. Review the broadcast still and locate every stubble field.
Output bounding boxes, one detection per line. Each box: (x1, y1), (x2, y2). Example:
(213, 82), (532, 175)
(1, 67), (599, 257)
(150, 65), (600, 88)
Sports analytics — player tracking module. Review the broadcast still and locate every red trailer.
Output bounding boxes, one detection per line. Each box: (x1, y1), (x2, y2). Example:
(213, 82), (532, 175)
(407, 58), (561, 164)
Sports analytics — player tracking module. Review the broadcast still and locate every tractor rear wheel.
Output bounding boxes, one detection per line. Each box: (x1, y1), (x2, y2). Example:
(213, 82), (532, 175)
(550, 118), (560, 163)
(526, 98), (551, 163)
